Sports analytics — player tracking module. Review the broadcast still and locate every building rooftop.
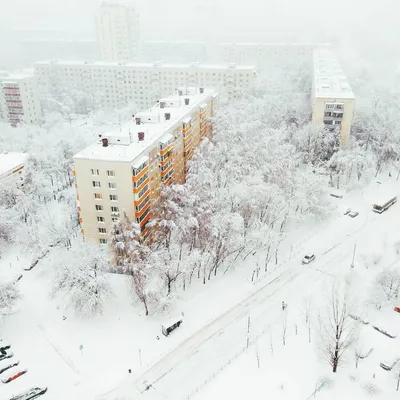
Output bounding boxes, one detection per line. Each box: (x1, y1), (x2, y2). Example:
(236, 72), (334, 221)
(74, 88), (217, 163)
(34, 59), (255, 71)
(0, 152), (28, 178)
(313, 49), (355, 99)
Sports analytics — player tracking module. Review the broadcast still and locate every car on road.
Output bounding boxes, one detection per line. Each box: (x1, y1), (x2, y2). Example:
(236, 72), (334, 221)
(348, 211), (359, 218)
(0, 351), (14, 362)
(9, 386), (48, 400)
(302, 254), (316, 264)
(344, 208), (351, 215)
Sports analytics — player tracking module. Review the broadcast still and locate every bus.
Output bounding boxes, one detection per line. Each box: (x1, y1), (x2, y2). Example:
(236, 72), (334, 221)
(372, 195), (397, 213)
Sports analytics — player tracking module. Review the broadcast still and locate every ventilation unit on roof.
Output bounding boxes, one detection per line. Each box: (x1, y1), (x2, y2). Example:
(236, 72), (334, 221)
(101, 138), (109, 147)
(184, 98), (190, 106)
(199, 87), (204, 94)
(138, 132), (145, 141)
(165, 112), (171, 120)
(160, 101), (166, 108)
(178, 90), (183, 96)
(135, 117), (141, 125)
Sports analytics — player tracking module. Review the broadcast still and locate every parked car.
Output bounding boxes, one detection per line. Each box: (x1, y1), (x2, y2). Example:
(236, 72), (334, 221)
(344, 208), (351, 215)
(330, 193), (343, 199)
(0, 360), (19, 375)
(302, 254), (316, 264)
(9, 387), (47, 400)
(0, 352), (14, 362)
(348, 211), (359, 218)
(0, 342), (11, 352)
(1, 368), (27, 384)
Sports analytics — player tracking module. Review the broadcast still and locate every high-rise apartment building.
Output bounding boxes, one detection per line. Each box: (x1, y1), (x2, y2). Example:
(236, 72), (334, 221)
(96, 2), (140, 62)
(73, 88), (217, 243)
(312, 49), (355, 146)
(0, 73), (42, 126)
(34, 60), (255, 109)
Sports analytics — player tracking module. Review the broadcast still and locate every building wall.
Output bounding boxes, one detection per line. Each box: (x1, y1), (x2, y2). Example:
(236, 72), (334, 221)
(96, 3), (140, 62)
(74, 159), (134, 242)
(34, 61), (255, 110)
(312, 97), (355, 146)
(0, 75), (42, 126)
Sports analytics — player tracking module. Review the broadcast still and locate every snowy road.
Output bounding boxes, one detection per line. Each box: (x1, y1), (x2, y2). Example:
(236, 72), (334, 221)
(104, 198), (388, 400)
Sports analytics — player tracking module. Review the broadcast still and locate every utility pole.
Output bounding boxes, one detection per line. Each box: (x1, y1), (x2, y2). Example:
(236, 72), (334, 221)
(350, 243), (356, 268)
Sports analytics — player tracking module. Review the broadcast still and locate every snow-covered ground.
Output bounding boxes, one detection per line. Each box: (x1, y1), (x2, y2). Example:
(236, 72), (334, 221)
(1, 177), (399, 400)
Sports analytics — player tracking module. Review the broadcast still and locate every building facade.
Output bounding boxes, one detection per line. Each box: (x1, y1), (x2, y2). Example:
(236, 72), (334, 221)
(34, 59), (255, 110)
(311, 49), (355, 146)
(73, 88), (217, 243)
(96, 2), (140, 62)
(0, 73), (42, 126)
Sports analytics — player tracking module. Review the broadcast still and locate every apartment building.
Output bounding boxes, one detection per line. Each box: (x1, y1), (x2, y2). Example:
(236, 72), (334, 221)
(141, 41), (207, 63)
(312, 49), (355, 146)
(0, 72), (42, 126)
(0, 152), (28, 182)
(34, 59), (255, 109)
(73, 88), (217, 243)
(220, 42), (331, 67)
(96, 2), (140, 62)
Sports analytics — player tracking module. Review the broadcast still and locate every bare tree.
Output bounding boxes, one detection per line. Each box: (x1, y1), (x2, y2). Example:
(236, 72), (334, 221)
(318, 284), (357, 373)
(375, 268), (400, 303)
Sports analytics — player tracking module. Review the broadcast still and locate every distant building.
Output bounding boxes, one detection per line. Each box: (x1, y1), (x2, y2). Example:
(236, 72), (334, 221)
(0, 152), (28, 182)
(141, 41), (207, 63)
(96, 2), (140, 62)
(34, 59), (255, 109)
(220, 42), (330, 67)
(311, 49), (355, 146)
(0, 72), (42, 126)
(73, 88), (217, 243)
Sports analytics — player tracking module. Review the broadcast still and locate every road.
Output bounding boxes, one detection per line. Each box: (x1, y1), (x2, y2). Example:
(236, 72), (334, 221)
(103, 191), (391, 400)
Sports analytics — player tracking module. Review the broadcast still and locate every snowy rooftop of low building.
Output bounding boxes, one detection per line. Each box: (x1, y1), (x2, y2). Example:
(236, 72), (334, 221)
(0, 72), (35, 81)
(34, 59), (255, 71)
(74, 88), (217, 163)
(0, 152), (28, 178)
(313, 49), (355, 99)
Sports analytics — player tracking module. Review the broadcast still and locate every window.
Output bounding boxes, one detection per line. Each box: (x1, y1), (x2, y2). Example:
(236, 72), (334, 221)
(111, 217), (118, 222)
(111, 206), (119, 212)
(108, 182), (117, 189)
(136, 207), (150, 224)
(109, 194), (118, 201)
(99, 238), (107, 244)
(97, 216), (105, 222)
(95, 205), (104, 211)
(107, 170), (115, 176)
(92, 181), (101, 188)
(135, 196), (150, 213)
(334, 120), (342, 125)
(94, 193), (102, 199)
(98, 228), (107, 234)
(137, 184), (149, 199)
(133, 172), (149, 188)
(91, 169), (99, 175)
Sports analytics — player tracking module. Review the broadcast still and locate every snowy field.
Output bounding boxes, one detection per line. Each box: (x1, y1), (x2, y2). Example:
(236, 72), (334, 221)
(1, 176), (399, 400)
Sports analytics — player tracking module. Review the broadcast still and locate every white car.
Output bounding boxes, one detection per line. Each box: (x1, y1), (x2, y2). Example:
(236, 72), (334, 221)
(302, 254), (316, 264)
(348, 211), (359, 218)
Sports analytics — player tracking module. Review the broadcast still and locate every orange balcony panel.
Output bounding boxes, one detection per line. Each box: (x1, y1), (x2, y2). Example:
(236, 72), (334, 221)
(182, 126), (192, 135)
(183, 141), (193, 151)
(161, 164), (173, 177)
(135, 200), (151, 219)
(133, 178), (150, 194)
(76, 194), (80, 201)
(139, 212), (151, 227)
(183, 133), (193, 144)
(134, 189), (150, 205)
(80, 228), (84, 235)
(74, 183), (78, 189)
(160, 143), (173, 156)
(132, 166), (148, 182)
(163, 176), (172, 186)
(72, 170), (76, 176)
(160, 152), (173, 164)
(79, 217), (83, 223)
(77, 206), (81, 212)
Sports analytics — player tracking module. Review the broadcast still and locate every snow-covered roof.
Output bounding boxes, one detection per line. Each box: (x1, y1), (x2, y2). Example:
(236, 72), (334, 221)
(0, 152), (28, 179)
(74, 89), (217, 164)
(0, 72), (35, 82)
(34, 59), (256, 71)
(313, 49), (355, 100)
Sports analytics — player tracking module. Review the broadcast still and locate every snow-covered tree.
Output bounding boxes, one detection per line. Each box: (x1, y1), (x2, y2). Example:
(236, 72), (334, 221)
(52, 241), (113, 316)
(0, 282), (20, 320)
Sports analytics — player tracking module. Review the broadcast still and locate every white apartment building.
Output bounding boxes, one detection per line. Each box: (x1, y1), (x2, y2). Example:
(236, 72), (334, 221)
(0, 72), (42, 126)
(141, 41), (207, 63)
(220, 42), (331, 67)
(73, 88), (217, 243)
(96, 2), (140, 62)
(34, 59), (255, 110)
(312, 49), (355, 146)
